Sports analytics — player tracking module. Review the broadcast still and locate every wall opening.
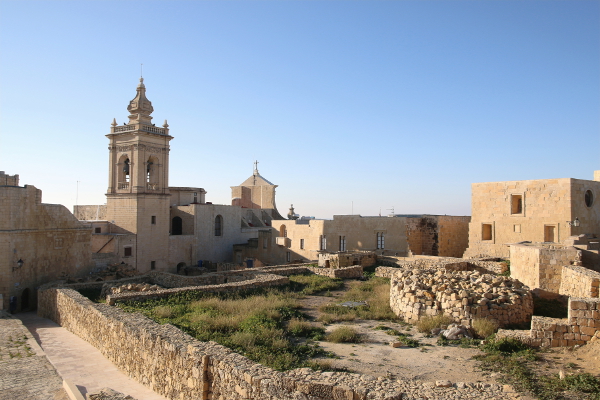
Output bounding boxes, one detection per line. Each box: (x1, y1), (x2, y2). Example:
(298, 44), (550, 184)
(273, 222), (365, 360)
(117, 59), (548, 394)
(214, 215), (223, 236)
(177, 262), (186, 273)
(124, 246), (132, 257)
(279, 224), (287, 237)
(482, 224), (493, 241)
(544, 225), (556, 242)
(511, 194), (523, 214)
(585, 190), (594, 207)
(172, 216), (183, 235)
(21, 288), (30, 310)
(94, 227), (101, 233)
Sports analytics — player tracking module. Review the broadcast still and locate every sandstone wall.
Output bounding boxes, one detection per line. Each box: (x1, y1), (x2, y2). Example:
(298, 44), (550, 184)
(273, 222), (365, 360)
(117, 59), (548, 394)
(74, 205), (107, 221)
(388, 269), (533, 327)
(497, 297), (600, 347)
(38, 287), (407, 400)
(559, 265), (600, 298)
(510, 243), (581, 296)
(377, 256), (507, 275)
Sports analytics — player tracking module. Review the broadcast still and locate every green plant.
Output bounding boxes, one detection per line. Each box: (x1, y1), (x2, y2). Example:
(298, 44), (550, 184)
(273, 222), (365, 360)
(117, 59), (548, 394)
(325, 326), (362, 343)
(416, 314), (454, 333)
(472, 318), (499, 339)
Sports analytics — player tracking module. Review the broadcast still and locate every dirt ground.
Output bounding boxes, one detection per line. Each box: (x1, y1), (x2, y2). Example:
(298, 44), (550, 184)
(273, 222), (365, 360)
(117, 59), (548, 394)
(298, 288), (600, 399)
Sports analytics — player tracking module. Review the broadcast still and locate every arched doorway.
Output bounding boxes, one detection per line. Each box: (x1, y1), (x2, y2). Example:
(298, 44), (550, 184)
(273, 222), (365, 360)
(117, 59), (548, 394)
(177, 262), (186, 274)
(172, 216), (183, 235)
(21, 288), (31, 311)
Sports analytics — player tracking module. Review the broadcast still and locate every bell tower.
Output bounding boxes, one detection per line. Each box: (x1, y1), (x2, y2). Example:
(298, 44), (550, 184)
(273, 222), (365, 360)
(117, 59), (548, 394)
(105, 78), (172, 272)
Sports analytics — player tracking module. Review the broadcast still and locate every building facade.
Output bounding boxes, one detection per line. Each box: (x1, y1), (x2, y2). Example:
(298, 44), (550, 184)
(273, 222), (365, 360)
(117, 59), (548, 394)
(464, 173), (600, 258)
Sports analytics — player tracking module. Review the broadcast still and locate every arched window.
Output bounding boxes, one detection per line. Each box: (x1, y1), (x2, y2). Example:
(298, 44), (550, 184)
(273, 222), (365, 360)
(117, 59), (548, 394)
(172, 216), (183, 235)
(279, 224), (287, 237)
(146, 156), (159, 184)
(118, 155), (130, 188)
(215, 215), (223, 236)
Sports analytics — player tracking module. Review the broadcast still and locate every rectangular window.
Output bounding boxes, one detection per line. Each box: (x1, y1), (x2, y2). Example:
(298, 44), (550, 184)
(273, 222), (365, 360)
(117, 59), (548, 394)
(514, 224), (521, 233)
(544, 225), (556, 242)
(263, 238), (268, 249)
(94, 227), (101, 234)
(511, 195), (523, 215)
(124, 246), (132, 257)
(300, 239), (304, 250)
(376, 232), (385, 249)
(150, 261), (156, 270)
(151, 216), (156, 225)
(339, 236), (346, 252)
(482, 224), (493, 241)
(286, 252), (291, 262)
(320, 235), (327, 251)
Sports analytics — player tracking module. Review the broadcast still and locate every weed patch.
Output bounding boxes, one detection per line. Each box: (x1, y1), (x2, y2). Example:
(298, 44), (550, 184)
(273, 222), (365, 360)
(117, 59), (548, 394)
(416, 314), (454, 333)
(326, 326), (362, 343)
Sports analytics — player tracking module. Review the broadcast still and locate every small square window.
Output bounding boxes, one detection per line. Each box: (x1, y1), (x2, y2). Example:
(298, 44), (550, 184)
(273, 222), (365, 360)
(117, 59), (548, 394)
(124, 247), (132, 257)
(482, 224), (493, 241)
(150, 261), (156, 270)
(514, 224), (521, 233)
(151, 216), (156, 225)
(94, 227), (101, 234)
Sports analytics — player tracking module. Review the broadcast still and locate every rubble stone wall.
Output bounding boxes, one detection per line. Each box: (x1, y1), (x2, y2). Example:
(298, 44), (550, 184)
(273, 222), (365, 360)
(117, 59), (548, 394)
(377, 257), (507, 276)
(497, 297), (600, 348)
(559, 265), (600, 298)
(388, 269), (533, 327)
(37, 287), (408, 400)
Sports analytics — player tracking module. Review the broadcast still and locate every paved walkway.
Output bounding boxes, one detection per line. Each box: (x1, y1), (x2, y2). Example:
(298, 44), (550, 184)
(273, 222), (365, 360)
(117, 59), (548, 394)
(17, 312), (167, 400)
(0, 311), (67, 400)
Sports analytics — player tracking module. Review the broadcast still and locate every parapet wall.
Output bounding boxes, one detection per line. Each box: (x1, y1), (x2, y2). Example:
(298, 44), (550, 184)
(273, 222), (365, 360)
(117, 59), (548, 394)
(37, 288), (406, 400)
(559, 265), (600, 298)
(387, 268), (533, 327)
(378, 256), (508, 275)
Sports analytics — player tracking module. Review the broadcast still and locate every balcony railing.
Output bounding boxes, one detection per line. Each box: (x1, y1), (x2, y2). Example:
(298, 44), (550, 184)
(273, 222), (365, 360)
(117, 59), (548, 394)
(147, 183), (159, 191)
(114, 125), (136, 133)
(112, 124), (168, 135)
(118, 182), (129, 190)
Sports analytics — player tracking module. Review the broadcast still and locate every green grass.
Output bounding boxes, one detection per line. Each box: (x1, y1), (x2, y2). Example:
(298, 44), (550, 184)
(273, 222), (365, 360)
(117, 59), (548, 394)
(288, 274), (344, 295)
(325, 326), (362, 343)
(474, 337), (600, 400)
(318, 277), (397, 323)
(115, 275), (342, 371)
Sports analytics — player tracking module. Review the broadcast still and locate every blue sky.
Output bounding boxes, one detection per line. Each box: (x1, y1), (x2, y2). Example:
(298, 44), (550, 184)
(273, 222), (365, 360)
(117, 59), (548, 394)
(1, 1), (598, 219)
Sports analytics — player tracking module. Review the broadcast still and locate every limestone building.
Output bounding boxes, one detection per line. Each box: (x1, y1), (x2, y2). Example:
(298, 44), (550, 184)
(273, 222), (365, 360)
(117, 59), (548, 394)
(0, 171), (93, 311)
(234, 214), (470, 266)
(464, 173), (600, 258)
(75, 79), (284, 273)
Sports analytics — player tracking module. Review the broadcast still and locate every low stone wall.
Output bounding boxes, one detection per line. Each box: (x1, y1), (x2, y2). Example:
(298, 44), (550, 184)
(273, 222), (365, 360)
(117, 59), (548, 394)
(105, 272), (289, 306)
(378, 256), (507, 275)
(37, 287), (410, 400)
(388, 269), (533, 327)
(559, 265), (600, 298)
(497, 297), (600, 347)
(257, 264), (364, 279)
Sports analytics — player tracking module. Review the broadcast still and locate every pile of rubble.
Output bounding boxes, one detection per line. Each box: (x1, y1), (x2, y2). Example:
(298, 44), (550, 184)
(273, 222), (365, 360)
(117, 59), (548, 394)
(389, 269), (534, 326)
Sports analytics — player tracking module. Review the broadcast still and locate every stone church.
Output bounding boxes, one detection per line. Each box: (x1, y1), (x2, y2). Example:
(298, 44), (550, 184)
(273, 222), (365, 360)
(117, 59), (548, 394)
(74, 78), (285, 273)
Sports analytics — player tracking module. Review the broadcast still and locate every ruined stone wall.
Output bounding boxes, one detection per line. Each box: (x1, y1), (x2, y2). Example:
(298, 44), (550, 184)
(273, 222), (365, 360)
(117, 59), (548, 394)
(388, 269), (533, 327)
(37, 287), (407, 400)
(317, 252), (376, 269)
(510, 243), (581, 296)
(0, 171), (19, 186)
(74, 205), (107, 221)
(559, 265), (600, 298)
(437, 216), (471, 258)
(497, 297), (600, 347)
(378, 256), (507, 275)
(258, 264), (364, 279)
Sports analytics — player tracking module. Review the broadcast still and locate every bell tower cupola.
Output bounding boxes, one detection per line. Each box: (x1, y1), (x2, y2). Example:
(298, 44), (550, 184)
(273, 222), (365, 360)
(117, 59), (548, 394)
(127, 78), (154, 125)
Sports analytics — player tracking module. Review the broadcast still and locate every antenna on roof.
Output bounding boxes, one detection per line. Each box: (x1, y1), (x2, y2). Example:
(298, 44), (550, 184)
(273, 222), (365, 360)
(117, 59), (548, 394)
(140, 63), (143, 78)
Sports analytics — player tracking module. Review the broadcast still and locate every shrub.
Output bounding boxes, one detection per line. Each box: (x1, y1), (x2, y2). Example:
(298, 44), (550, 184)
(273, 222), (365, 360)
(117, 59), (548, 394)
(325, 326), (362, 343)
(289, 274), (343, 295)
(416, 314), (453, 333)
(481, 337), (533, 356)
(472, 318), (499, 339)
(154, 305), (174, 319)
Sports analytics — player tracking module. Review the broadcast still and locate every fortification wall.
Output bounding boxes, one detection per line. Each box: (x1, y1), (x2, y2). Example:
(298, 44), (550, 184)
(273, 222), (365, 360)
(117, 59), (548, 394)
(559, 265), (600, 298)
(377, 257), (507, 275)
(37, 287), (408, 400)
